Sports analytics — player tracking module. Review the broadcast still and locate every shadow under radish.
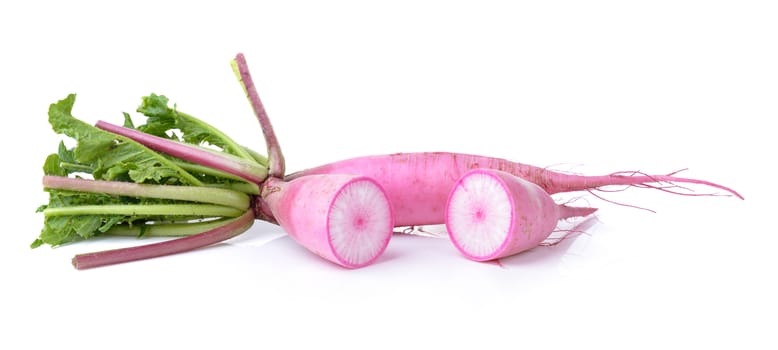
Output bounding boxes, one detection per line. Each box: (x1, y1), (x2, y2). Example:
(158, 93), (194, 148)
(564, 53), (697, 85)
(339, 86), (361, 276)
(494, 215), (600, 268)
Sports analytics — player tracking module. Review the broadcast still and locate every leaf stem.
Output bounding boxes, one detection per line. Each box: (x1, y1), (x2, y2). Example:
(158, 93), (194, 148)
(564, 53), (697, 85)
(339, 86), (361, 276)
(203, 182), (261, 196)
(72, 210), (255, 269)
(104, 217), (236, 237)
(43, 175), (250, 210)
(43, 204), (244, 218)
(59, 162), (93, 174)
(172, 161), (260, 195)
(96, 120), (267, 184)
(232, 53), (286, 178)
(174, 109), (257, 162)
(243, 146), (269, 167)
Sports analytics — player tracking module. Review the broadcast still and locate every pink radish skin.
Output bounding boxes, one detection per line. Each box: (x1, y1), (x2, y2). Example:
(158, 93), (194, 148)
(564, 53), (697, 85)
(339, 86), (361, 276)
(287, 152), (743, 226)
(446, 168), (596, 261)
(260, 174), (394, 268)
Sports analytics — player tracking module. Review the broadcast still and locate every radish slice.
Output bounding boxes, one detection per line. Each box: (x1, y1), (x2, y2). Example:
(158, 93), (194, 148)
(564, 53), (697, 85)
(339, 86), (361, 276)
(446, 169), (595, 261)
(262, 175), (394, 268)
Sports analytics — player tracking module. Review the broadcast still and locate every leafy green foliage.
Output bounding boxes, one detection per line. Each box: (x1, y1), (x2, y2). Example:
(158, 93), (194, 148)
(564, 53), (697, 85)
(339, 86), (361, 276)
(43, 153), (67, 176)
(48, 94), (201, 185)
(135, 94), (177, 137)
(34, 188), (214, 247)
(34, 190), (123, 247)
(34, 94), (262, 249)
(135, 93), (255, 160)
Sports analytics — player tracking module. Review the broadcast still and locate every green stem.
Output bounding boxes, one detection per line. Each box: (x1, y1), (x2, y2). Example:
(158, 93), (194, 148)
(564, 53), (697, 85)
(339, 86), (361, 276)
(105, 218), (236, 237)
(173, 161), (261, 195)
(204, 182), (261, 195)
(43, 176), (250, 210)
(43, 204), (244, 218)
(72, 210), (256, 269)
(96, 121), (267, 184)
(60, 162), (93, 173)
(176, 110), (257, 162)
(243, 146), (269, 167)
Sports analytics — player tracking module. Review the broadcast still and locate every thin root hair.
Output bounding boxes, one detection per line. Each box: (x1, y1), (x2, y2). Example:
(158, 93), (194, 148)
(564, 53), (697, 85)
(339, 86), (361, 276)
(558, 195), (593, 208)
(608, 169), (736, 197)
(542, 216), (600, 246)
(542, 162), (587, 176)
(541, 230), (587, 246)
(587, 168), (738, 211)
(586, 189), (657, 213)
(395, 226), (446, 238)
(610, 169), (697, 193)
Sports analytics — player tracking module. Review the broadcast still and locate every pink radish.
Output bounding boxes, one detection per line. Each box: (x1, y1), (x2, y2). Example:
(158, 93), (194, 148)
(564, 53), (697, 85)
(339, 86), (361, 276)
(287, 152), (743, 226)
(258, 174), (394, 268)
(51, 53), (742, 270)
(446, 168), (596, 261)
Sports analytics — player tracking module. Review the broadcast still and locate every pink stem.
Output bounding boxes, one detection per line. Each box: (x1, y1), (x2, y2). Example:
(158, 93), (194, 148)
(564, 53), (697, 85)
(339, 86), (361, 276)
(72, 210), (255, 269)
(234, 53), (285, 178)
(96, 120), (266, 184)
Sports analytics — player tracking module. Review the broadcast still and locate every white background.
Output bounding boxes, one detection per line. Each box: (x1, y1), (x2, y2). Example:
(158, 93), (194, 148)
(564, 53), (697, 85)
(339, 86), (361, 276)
(1, 1), (775, 349)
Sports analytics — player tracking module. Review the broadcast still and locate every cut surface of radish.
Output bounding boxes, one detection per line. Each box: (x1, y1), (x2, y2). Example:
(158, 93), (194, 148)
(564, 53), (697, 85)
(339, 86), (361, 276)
(446, 171), (513, 259)
(328, 178), (394, 267)
(446, 169), (597, 261)
(261, 175), (394, 268)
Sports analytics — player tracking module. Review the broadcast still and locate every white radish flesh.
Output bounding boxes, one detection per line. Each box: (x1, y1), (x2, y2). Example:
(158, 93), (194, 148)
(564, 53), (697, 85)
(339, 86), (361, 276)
(446, 169), (596, 261)
(261, 175), (394, 268)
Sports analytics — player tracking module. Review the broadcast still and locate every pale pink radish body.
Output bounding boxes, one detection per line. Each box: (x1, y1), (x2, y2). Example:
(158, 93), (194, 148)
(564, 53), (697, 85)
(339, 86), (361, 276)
(259, 174), (394, 268)
(446, 169), (596, 261)
(287, 152), (743, 226)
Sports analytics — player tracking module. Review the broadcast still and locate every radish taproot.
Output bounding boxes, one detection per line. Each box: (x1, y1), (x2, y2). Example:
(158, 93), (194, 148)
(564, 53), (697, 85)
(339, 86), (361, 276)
(286, 152), (743, 227)
(446, 168), (596, 261)
(258, 174), (394, 268)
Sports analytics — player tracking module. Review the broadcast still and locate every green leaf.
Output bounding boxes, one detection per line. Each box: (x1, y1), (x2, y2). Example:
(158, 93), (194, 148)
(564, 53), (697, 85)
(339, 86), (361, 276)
(48, 95), (114, 164)
(35, 94), (263, 249)
(137, 93), (173, 119)
(57, 141), (75, 164)
(136, 94), (178, 137)
(38, 216), (94, 246)
(99, 215), (124, 232)
(30, 239), (44, 249)
(33, 188), (223, 247)
(136, 93), (256, 161)
(48, 94), (202, 185)
(122, 112), (135, 129)
(43, 153), (67, 176)
(36, 214), (124, 246)
(137, 225), (148, 238)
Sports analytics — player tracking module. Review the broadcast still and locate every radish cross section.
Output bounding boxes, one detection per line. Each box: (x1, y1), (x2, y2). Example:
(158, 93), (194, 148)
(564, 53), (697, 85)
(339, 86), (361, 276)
(446, 171), (513, 258)
(261, 175), (394, 268)
(446, 169), (596, 261)
(328, 179), (394, 266)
